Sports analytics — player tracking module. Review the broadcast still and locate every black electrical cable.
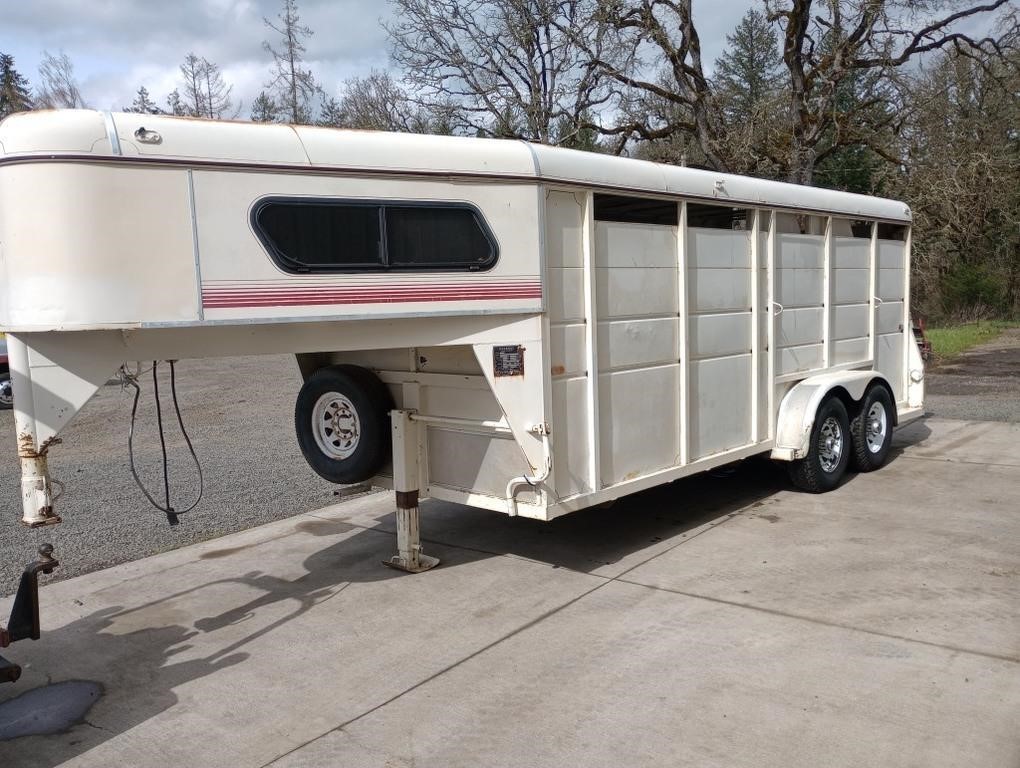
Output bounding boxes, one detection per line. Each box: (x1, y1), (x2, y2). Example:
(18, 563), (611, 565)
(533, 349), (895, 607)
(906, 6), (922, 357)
(126, 360), (203, 525)
(152, 363), (176, 524)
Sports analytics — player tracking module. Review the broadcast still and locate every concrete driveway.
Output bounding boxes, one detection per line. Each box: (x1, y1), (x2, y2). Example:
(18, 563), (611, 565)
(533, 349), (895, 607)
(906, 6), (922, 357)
(1, 416), (1018, 767)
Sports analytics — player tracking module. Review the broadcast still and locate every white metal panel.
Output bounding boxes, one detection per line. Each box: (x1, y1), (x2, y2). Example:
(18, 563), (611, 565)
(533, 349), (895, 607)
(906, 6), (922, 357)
(877, 301), (905, 334)
(298, 124), (537, 176)
(878, 269), (906, 301)
(594, 222), (676, 267)
(690, 312), (752, 359)
(0, 110), (111, 155)
(833, 237), (870, 268)
(598, 317), (679, 370)
(777, 307), (824, 348)
(598, 365), (681, 486)
(549, 323), (586, 377)
(832, 269), (870, 304)
(688, 228), (751, 268)
(877, 332), (905, 401)
(688, 269), (751, 313)
(596, 268), (678, 317)
(775, 268), (823, 308)
(421, 384), (503, 422)
(689, 355), (753, 459)
(878, 241), (906, 270)
(113, 112), (310, 164)
(777, 234), (825, 268)
(833, 304), (870, 340)
(545, 191), (585, 268)
(778, 343), (824, 375)
(547, 268), (585, 322)
(426, 429), (532, 497)
(551, 377), (592, 496)
(191, 170), (543, 322)
(833, 337), (870, 365)
(0, 163), (199, 327)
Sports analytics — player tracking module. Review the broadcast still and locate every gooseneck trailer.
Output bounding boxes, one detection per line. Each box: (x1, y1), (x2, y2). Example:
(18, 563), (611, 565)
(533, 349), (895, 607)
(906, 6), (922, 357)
(0, 110), (923, 586)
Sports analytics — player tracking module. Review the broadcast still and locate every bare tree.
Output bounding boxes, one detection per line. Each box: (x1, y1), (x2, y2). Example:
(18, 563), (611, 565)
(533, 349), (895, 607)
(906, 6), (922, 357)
(35, 50), (87, 109)
(386, 0), (620, 144)
(570, 0), (1018, 183)
(895, 48), (1020, 318)
(178, 53), (237, 119)
(263, 0), (318, 124)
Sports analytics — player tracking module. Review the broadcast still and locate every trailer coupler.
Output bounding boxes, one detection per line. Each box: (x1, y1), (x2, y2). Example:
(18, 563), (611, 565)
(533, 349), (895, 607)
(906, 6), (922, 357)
(1, 544), (59, 684)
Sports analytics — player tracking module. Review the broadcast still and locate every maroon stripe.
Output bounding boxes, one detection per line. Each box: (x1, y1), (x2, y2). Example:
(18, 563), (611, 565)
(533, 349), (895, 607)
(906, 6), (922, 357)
(202, 286), (541, 308)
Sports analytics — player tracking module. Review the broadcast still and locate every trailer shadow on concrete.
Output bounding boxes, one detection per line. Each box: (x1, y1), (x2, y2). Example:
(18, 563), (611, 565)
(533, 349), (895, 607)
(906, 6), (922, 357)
(1, 422), (935, 766)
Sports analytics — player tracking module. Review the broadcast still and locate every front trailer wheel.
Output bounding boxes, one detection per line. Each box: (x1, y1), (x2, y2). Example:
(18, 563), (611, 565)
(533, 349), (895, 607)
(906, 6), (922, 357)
(788, 396), (851, 493)
(850, 386), (894, 472)
(295, 365), (394, 484)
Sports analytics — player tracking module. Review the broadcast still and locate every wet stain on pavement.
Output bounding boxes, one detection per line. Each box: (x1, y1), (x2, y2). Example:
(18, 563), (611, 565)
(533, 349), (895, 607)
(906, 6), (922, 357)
(0, 680), (103, 740)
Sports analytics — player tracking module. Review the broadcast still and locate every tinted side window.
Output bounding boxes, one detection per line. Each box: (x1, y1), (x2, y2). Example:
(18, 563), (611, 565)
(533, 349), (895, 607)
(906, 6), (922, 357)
(386, 206), (495, 268)
(254, 199), (497, 272)
(256, 202), (381, 269)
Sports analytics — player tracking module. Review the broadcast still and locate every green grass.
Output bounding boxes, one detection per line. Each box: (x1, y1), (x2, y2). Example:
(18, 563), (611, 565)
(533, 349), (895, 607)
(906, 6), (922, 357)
(926, 321), (1015, 361)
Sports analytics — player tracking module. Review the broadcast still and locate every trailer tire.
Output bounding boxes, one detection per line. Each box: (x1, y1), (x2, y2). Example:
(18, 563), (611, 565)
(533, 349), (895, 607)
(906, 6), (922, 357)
(850, 385), (893, 472)
(295, 365), (393, 484)
(788, 396), (851, 493)
(0, 371), (12, 410)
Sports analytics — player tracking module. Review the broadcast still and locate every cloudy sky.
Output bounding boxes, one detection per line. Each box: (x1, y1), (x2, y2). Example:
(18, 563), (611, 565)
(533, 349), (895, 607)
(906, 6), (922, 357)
(3, 0), (757, 115)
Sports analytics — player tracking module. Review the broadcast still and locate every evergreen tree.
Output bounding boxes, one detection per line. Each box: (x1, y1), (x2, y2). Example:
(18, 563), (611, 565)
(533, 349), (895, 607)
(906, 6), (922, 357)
(0, 53), (33, 119)
(713, 9), (783, 123)
(251, 91), (280, 123)
(124, 86), (163, 114)
(316, 95), (343, 127)
(166, 89), (188, 116)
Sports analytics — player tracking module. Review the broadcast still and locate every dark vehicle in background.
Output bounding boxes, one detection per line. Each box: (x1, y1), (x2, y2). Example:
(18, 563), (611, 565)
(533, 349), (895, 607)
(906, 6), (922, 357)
(0, 337), (11, 409)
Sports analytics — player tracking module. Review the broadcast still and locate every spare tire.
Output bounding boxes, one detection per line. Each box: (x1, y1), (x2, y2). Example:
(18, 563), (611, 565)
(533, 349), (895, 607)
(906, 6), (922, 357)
(295, 365), (394, 484)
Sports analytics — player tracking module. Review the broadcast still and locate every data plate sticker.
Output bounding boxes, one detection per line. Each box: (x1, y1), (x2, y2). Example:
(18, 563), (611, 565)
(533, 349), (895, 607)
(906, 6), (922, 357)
(493, 345), (525, 377)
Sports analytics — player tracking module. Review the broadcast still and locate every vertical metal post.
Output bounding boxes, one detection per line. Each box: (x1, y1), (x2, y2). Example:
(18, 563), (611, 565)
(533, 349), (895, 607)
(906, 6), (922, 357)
(822, 216), (833, 368)
(749, 208), (760, 444)
(868, 221), (879, 364)
(384, 410), (439, 573)
(766, 210), (777, 439)
(678, 201), (690, 465)
(580, 192), (601, 491)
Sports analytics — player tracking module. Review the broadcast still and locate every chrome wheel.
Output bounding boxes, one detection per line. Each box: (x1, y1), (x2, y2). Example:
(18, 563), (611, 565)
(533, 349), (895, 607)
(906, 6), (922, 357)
(0, 375), (12, 408)
(865, 401), (888, 454)
(817, 416), (844, 473)
(311, 392), (361, 460)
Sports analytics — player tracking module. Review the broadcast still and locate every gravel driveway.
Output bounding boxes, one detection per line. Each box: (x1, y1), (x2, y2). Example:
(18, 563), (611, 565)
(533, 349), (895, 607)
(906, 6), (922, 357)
(0, 355), (365, 595)
(924, 327), (1020, 423)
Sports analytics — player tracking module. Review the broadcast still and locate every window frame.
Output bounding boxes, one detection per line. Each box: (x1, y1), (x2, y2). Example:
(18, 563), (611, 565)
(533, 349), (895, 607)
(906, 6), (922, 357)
(251, 196), (500, 274)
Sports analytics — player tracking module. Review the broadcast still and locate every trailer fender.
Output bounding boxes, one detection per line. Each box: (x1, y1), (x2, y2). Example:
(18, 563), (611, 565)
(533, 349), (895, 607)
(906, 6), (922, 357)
(771, 371), (892, 462)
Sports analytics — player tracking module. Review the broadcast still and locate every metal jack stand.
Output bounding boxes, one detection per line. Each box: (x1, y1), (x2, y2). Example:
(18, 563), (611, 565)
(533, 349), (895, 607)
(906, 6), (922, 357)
(384, 410), (439, 573)
(1, 544), (59, 684)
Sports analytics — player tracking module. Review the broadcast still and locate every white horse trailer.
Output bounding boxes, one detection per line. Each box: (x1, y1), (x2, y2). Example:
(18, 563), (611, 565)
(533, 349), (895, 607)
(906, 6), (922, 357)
(0, 110), (924, 572)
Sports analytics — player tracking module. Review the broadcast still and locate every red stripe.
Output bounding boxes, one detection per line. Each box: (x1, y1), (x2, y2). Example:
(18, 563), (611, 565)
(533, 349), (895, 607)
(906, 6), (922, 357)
(202, 284), (541, 309)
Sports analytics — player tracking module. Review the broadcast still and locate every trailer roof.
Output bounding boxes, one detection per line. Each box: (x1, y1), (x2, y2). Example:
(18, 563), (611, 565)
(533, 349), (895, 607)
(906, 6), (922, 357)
(0, 109), (911, 222)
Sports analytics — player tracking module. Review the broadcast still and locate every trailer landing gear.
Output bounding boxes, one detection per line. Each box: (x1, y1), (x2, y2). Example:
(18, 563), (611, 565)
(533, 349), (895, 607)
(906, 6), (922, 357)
(383, 411), (439, 574)
(1, 545), (59, 684)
